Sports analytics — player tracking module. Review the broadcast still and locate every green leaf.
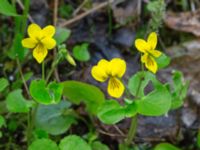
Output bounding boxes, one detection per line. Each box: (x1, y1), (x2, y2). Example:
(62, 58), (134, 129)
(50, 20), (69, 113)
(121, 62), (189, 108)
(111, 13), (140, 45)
(156, 53), (171, 69)
(128, 71), (157, 97)
(98, 100), (126, 124)
(0, 78), (9, 92)
(62, 81), (105, 115)
(154, 143), (180, 150)
(8, 33), (27, 61)
(136, 85), (171, 116)
(0, 0), (18, 16)
(91, 141), (110, 150)
(73, 43), (90, 61)
(54, 27), (71, 45)
(197, 130), (200, 148)
(28, 139), (59, 150)
(30, 80), (63, 105)
(0, 115), (6, 128)
(98, 100), (137, 124)
(6, 89), (29, 113)
(170, 71), (189, 109)
(35, 101), (77, 135)
(59, 135), (92, 150)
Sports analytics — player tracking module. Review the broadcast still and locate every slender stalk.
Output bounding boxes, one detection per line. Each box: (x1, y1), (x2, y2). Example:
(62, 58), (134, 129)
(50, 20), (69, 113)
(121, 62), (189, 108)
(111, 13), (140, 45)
(124, 57), (145, 148)
(125, 115), (138, 146)
(42, 61), (45, 80)
(21, 0), (30, 35)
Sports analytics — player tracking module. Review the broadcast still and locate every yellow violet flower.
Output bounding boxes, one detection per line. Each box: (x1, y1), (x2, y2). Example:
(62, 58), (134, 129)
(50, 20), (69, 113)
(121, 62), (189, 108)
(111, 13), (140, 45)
(22, 23), (56, 63)
(135, 32), (162, 73)
(91, 58), (126, 98)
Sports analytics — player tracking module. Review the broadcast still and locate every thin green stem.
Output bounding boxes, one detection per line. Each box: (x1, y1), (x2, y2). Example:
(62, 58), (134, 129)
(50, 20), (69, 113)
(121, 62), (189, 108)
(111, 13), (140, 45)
(21, 0), (30, 35)
(125, 115), (138, 146)
(42, 61), (45, 80)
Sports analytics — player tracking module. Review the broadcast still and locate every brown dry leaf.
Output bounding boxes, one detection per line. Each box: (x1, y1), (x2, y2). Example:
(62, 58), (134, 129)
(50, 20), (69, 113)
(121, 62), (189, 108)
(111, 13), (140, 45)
(164, 10), (200, 36)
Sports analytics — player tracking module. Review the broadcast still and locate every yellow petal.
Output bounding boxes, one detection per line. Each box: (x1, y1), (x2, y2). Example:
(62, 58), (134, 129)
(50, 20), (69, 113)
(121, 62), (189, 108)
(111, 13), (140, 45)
(33, 44), (48, 63)
(147, 32), (157, 50)
(41, 38), (56, 49)
(28, 24), (42, 39)
(91, 59), (109, 82)
(108, 77), (124, 98)
(109, 58), (126, 78)
(141, 53), (148, 63)
(149, 50), (162, 58)
(135, 39), (150, 53)
(145, 56), (158, 74)
(42, 25), (55, 38)
(21, 38), (37, 48)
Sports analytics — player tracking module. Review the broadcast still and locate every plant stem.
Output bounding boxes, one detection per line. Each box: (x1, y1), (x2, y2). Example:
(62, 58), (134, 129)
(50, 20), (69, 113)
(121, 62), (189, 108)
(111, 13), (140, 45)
(125, 115), (138, 146)
(21, 0), (30, 35)
(42, 61), (45, 80)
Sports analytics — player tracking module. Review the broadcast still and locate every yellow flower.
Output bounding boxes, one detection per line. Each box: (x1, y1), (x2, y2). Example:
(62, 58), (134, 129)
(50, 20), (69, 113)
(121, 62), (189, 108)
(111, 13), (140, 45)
(22, 23), (56, 63)
(135, 32), (162, 73)
(91, 58), (126, 98)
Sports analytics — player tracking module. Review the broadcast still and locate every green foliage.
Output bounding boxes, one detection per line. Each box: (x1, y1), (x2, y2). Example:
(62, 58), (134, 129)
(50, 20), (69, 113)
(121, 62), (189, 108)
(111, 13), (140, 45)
(30, 80), (63, 105)
(197, 130), (200, 148)
(154, 143), (180, 150)
(62, 81), (105, 115)
(156, 53), (171, 69)
(0, 0), (18, 16)
(6, 89), (30, 113)
(58, 4), (73, 18)
(147, 0), (166, 32)
(28, 139), (59, 150)
(73, 43), (90, 62)
(54, 27), (71, 45)
(136, 85), (171, 116)
(128, 71), (157, 97)
(169, 71), (189, 109)
(8, 33), (27, 61)
(35, 101), (77, 135)
(0, 78), (9, 92)
(59, 135), (92, 150)
(128, 71), (171, 116)
(0, 115), (6, 128)
(91, 141), (110, 150)
(98, 100), (137, 124)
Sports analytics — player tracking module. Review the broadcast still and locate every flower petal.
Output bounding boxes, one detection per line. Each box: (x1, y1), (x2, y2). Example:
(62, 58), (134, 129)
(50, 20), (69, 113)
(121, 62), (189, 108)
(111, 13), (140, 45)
(28, 24), (42, 39)
(149, 50), (162, 58)
(91, 59), (109, 82)
(141, 53), (148, 63)
(41, 37), (56, 49)
(21, 38), (37, 48)
(108, 77), (124, 98)
(145, 56), (158, 74)
(109, 58), (126, 78)
(135, 39), (150, 53)
(42, 25), (55, 38)
(147, 32), (157, 50)
(33, 44), (48, 63)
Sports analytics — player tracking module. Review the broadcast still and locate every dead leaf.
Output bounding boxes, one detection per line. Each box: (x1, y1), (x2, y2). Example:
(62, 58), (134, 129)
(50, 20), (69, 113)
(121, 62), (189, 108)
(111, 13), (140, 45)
(164, 10), (200, 36)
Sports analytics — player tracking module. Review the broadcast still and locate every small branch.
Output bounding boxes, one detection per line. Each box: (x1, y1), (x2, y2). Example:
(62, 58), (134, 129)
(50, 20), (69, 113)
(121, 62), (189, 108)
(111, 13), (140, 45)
(98, 129), (126, 137)
(113, 125), (125, 136)
(16, 0), (34, 23)
(59, 0), (115, 27)
(16, 58), (31, 98)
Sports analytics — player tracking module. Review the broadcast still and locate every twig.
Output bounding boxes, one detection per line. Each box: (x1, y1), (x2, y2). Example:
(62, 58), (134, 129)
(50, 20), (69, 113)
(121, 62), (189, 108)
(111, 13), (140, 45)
(98, 129), (126, 137)
(59, 0), (115, 27)
(73, 0), (88, 16)
(16, 0), (34, 23)
(16, 58), (31, 98)
(53, 0), (60, 82)
(113, 125), (125, 136)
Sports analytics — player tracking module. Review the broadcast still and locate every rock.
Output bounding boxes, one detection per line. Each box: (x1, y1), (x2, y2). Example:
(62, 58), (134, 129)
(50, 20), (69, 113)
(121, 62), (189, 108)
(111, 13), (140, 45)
(181, 107), (197, 127)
